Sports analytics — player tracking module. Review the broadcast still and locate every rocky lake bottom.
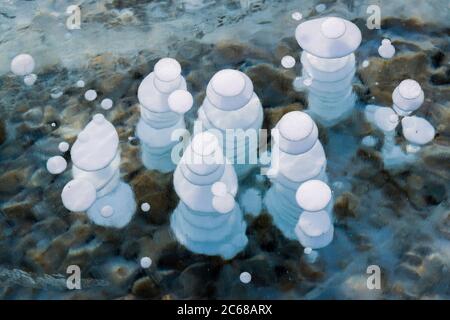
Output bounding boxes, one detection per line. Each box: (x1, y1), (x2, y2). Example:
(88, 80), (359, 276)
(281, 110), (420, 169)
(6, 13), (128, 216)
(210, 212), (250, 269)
(0, 0), (449, 299)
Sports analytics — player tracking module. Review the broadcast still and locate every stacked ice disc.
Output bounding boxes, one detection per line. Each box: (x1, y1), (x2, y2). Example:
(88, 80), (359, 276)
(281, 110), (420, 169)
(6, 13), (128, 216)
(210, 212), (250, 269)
(392, 79), (424, 116)
(264, 111), (328, 240)
(136, 58), (192, 173)
(295, 17), (362, 126)
(61, 114), (136, 228)
(197, 69), (263, 179)
(295, 180), (334, 249)
(170, 132), (248, 259)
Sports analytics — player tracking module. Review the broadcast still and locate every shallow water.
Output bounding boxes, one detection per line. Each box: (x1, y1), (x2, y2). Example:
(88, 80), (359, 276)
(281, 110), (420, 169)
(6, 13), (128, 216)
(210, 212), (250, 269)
(0, 0), (449, 299)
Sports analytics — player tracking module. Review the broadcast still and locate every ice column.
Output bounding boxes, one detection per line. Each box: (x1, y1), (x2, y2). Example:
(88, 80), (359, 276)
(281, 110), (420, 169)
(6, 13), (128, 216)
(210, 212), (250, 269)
(61, 114), (136, 228)
(136, 58), (192, 173)
(197, 69), (263, 179)
(295, 180), (334, 250)
(295, 17), (362, 126)
(264, 111), (327, 240)
(170, 132), (248, 259)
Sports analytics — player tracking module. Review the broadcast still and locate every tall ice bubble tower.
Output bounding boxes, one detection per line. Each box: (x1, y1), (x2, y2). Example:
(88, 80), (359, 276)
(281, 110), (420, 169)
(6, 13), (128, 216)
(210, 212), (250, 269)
(136, 58), (192, 173)
(295, 17), (362, 126)
(61, 114), (136, 228)
(197, 69), (263, 179)
(170, 132), (248, 259)
(264, 111), (328, 240)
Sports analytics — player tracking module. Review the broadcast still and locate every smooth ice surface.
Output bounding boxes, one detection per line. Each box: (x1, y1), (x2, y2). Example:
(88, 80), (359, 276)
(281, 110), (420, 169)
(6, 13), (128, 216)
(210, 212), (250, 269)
(46, 156), (67, 174)
(401, 116), (435, 145)
(87, 182), (136, 228)
(71, 114), (119, 171)
(10, 54), (35, 76)
(295, 17), (362, 59)
(61, 179), (97, 212)
(296, 180), (332, 212)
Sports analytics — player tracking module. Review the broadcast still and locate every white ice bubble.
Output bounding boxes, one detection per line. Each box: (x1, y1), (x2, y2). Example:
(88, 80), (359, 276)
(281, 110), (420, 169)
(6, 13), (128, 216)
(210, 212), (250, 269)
(304, 247), (312, 254)
(378, 43), (395, 59)
(140, 256), (152, 269)
(11, 54), (35, 76)
(211, 181), (228, 197)
(362, 60), (370, 68)
(84, 89), (97, 101)
(100, 205), (114, 217)
(58, 141), (70, 152)
(381, 38), (391, 46)
(24, 74), (37, 86)
(76, 80), (85, 88)
(101, 98), (114, 110)
(50, 87), (63, 99)
(212, 194), (235, 214)
(46, 156), (67, 174)
(281, 55), (296, 69)
(239, 271), (252, 284)
(61, 179), (97, 212)
(315, 3), (326, 12)
(168, 90), (193, 114)
(141, 202), (151, 212)
(292, 77), (304, 91)
(291, 11), (303, 21)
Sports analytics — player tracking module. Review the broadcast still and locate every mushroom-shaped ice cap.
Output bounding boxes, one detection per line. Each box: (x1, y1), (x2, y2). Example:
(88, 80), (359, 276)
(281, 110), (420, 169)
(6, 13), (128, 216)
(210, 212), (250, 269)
(275, 111), (319, 154)
(373, 107), (399, 132)
(71, 114), (119, 171)
(154, 58), (181, 82)
(392, 79), (424, 114)
(296, 180), (332, 212)
(206, 69), (254, 110)
(401, 116), (435, 146)
(11, 54), (35, 76)
(295, 17), (362, 59)
(61, 179), (97, 212)
(168, 89), (193, 114)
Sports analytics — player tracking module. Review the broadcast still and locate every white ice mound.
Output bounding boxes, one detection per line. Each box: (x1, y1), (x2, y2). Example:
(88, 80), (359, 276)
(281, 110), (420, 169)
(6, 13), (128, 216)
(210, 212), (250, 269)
(401, 116), (435, 146)
(71, 114), (119, 171)
(295, 180), (334, 249)
(170, 132), (248, 259)
(264, 111), (328, 240)
(11, 54), (35, 76)
(61, 179), (97, 212)
(373, 107), (399, 132)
